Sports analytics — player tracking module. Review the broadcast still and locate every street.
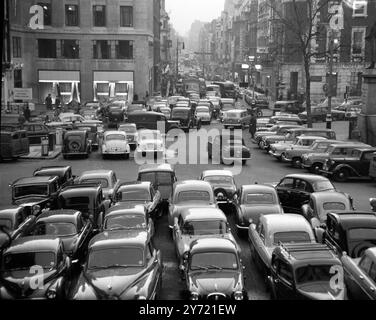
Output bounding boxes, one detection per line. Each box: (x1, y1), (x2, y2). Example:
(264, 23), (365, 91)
(1, 123), (375, 300)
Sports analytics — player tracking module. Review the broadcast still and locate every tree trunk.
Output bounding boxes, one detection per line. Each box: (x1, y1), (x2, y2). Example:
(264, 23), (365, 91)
(304, 59), (312, 128)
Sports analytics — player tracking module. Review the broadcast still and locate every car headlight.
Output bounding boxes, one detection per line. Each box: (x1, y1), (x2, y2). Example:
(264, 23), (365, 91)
(190, 292), (199, 300)
(46, 289), (57, 299)
(234, 291), (243, 300)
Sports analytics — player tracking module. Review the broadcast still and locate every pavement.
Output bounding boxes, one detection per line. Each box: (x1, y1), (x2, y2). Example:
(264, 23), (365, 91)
(20, 145), (62, 160)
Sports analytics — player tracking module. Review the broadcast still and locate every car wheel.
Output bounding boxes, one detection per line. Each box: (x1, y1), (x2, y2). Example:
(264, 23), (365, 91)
(292, 157), (302, 168)
(69, 140), (82, 152)
(334, 168), (349, 182)
(310, 163), (323, 174)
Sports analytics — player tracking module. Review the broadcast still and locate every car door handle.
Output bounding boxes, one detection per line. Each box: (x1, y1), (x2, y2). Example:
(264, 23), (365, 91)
(359, 275), (365, 280)
(371, 287), (375, 292)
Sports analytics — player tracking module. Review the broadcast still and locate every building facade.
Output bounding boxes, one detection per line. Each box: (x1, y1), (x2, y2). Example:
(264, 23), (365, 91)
(5, 0), (160, 105)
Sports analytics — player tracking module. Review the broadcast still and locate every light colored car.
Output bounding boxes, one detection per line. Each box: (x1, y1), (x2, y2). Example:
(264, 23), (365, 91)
(172, 207), (235, 267)
(223, 109), (251, 130)
(118, 123), (138, 148)
(77, 169), (120, 200)
(248, 214), (316, 274)
(59, 113), (85, 123)
(159, 107), (171, 119)
(101, 131), (130, 159)
(195, 106), (211, 125)
(168, 180), (218, 229)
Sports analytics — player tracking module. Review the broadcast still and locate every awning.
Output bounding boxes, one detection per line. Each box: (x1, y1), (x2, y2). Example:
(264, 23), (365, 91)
(39, 70), (80, 82)
(94, 71), (134, 82)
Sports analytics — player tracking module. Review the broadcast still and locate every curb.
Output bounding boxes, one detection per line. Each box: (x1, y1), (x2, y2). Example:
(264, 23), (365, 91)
(20, 151), (62, 160)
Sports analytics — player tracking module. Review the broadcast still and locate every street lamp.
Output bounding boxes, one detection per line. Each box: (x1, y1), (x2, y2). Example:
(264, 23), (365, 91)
(327, 33), (339, 129)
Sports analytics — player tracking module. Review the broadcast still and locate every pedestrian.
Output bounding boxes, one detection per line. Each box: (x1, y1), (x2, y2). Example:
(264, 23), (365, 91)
(249, 112), (257, 139)
(55, 96), (61, 109)
(45, 94), (52, 110)
(23, 105), (31, 122)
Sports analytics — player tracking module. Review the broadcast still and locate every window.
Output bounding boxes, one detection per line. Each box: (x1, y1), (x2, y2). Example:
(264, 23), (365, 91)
(38, 39), (56, 58)
(120, 6), (133, 27)
(277, 261), (293, 284)
(12, 37), (21, 58)
(278, 178), (294, 188)
(93, 5), (106, 27)
(38, 3), (51, 26)
(65, 5), (79, 26)
(61, 40), (79, 59)
(14, 69), (22, 88)
(115, 40), (133, 59)
(359, 255), (372, 274)
(353, 0), (367, 17)
(352, 28), (366, 56)
(93, 40), (110, 59)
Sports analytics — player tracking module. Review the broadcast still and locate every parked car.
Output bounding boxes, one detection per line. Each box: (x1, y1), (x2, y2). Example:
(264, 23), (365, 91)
(321, 147), (376, 182)
(248, 214), (316, 275)
(115, 181), (162, 219)
(0, 237), (74, 299)
(101, 131), (130, 160)
(33, 166), (75, 189)
(21, 123), (52, 145)
(59, 113), (85, 123)
(235, 185), (283, 234)
(298, 106), (345, 123)
(255, 124), (303, 147)
(77, 170), (120, 200)
(173, 207), (235, 267)
(127, 103), (147, 114)
(73, 123), (102, 150)
(106, 105), (125, 127)
(0, 129), (29, 161)
(118, 123), (138, 150)
(135, 130), (165, 160)
(272, 100), (303, 115)
(170, 107), (201, 131)
(180, 238), (247, 300)
(223, 109), (251, 130)
(168, 180), (217, 229)
(341, 248), (376, 300)
(269, 114), (304, 126)
(70, 230), (163, 300)
(314, 211), (376, 258)
(62, 130), (92, 159)
(268, 243), (345, 300)
(127, 111), (180, 133)
(195, 106), (211, 125)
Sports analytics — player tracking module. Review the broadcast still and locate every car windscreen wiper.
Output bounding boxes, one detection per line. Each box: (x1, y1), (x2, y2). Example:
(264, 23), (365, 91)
(206, 265), (223, 270)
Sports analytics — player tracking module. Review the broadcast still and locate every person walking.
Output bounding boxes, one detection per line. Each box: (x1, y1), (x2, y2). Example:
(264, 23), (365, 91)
(55, 96), (61, 109)
(249, 112), (257, 139)
(23, 105), (31, 122)
(45, 94), (52, 110)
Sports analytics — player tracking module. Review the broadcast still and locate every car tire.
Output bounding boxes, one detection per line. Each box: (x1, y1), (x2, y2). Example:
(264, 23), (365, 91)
(334, 168), (349, 182)
(69, 140), (82, 151)
(292, 157), (302, 168)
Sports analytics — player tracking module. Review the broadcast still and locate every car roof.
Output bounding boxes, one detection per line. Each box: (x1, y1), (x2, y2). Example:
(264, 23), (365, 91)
(36, 210), (80, 223)
(0, 207), (24, 219)
(181, 207), (227, 221)
(139, 163), (174, 173)
(5, 237), (61, 254)
(311, 191), (349, 203)
(241, 184), (277, 193)
(89, 230), (148, 250)
(190, 238), (238, 254)
(202, 170), (233, 177)
(118, 181), (152, 189)
(174, 180), (212, 190)
(79, 170), (113, 178)
(60, 184), (101, 195)
(282, 173), (331, 183)
(262, 214), (312, 234)
(105, 204), (146, 216)
(34, 166), (71, 174)
(328, 212), (376, 229)
(13, 176), (58, 185)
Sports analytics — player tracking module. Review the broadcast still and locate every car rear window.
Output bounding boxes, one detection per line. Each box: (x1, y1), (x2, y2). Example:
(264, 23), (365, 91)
(33, 222), (77, 236)
(312, 181), (335, 192)
(273, 232), (311, 245)
(295, 265), (335, 284)
(14, 185), (48, 198)
(4, 252), (56, 271)
(105, 215), (146, 230)
(322, 202), (346, 211)
(244, 193), (275, 204)
(177, 191), (210, 202)
(348, 228), (376, 241)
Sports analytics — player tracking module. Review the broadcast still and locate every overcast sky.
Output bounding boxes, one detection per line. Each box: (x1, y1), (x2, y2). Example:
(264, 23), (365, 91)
(165, 0), (225, 36)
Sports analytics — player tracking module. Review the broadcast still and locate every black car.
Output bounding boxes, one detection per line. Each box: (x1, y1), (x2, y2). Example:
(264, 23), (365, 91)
(321, 147), (376, 182)
(33, 166), (75, 189)
(106, 105), (125, 128)
(274, 174), (337, 214)
(127, 112), (180, 133)
(268, 243), (345, 300)
(170, 107), (201, 131)
(0, 237), (74, 299)
(62, 130), (92, 159)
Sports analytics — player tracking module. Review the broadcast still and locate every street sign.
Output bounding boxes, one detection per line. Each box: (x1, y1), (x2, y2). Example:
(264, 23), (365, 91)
(13, 88), (32, 101)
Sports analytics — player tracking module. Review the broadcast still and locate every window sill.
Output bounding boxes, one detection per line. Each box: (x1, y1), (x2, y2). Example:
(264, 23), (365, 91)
(352, 14), (368, 18)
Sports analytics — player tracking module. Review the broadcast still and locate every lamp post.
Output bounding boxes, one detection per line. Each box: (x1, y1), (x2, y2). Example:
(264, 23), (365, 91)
(176, 38), (185, 77)
(327, 32), (339, 130)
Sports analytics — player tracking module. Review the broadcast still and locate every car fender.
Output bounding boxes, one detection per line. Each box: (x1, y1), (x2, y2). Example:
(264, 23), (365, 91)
(333, 164), (359, 177)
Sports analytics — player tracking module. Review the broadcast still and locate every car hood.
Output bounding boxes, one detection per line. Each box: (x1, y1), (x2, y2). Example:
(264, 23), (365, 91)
(14, 196), (47, 206)
(296, 282), (345, 300)
(188, 271), (241, 296)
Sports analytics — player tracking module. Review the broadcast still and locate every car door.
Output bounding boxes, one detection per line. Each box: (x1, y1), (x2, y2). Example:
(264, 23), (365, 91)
(359, 151), (374, 176)
(173, 216), (185, 257)
(276, 177), (295, 212)
(274, 260), (295, 299)
(292, 179), (312, 213)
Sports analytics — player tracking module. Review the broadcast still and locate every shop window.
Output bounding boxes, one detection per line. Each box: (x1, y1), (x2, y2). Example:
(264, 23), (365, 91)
(14, 69), (22, 88)
(93, 5), (106, 27)
(120, 6), (133, 27)
(12, 37), (21, 58)
(65, 5), (79, 26)
(353, 0), (367, 17)
(115, 40), (133, 59)
(352, 28), (366, 56)
(38, 39), (56, 58)
(93, 40), (111, 59)
(61, 40), (79, 59)
(38, 3), (51, 26)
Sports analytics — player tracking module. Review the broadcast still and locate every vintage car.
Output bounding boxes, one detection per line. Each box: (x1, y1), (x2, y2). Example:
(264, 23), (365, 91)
(301, 191), (354, 227)
(106, 104), (125, 127)
(77, 170), (120, 200)
(158, 106), (171, 119)
(10, 176), (61, 212)
(127, 112), (180, 133)
(235, 185), (284, 234)
(272, 100), (303, 115)
(102, 204), (154, 237)
(57, 184), (111, 230)
(115, 181), (162, 219)
(101, 131), (130, 159)
(0, 207), (36, 250)
(21, 123), (52, 145)
(0, 237), (74, 299)
(255, 124), (303, 146)
(274, 174), (337, 214)
(74, 122), (102, 150)
(70, 230), (163, 300)
(59, 113), (86, 123)
(248, 214), (316, 275)
(137, 164), (177, 215)
(168, 180), (217, 229)
(270, 136), (327, 162)
(62, 130), (92, 159)
(200, 170), (237, 211)
(170, 107), (201, 131)
(321, 146), (376, 182)
(298, 106), (346, 123)
(223, 109), (251, 130)
(135, 130), (165, 160)
(261, 128), (336, 152)
(314, 211), (376, 258)
(118, 123), (138, 150)
(301, 142), (370, 174)
(173, 207), (235, 267)
(341, 247), (376, 300)
(24, 210), (93, 263)
(208, 132), (252, 166)
(80, 107), (100, 121)
(255, 117), (274, 132)
(268, 243), (345, 300)
(33, 166), (75, 189)
(269, 114), (304, 125)
(195, 106), (211, 125)
(180, 238), (247, 300)
(0, 129), (29, 161)
(127, 103), (147, 114)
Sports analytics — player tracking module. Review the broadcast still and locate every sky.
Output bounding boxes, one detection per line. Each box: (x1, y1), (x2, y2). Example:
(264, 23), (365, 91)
(165, 0), (225, 36)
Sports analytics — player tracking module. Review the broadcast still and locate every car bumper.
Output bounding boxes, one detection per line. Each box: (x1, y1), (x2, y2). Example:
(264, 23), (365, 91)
(269, 150), (282, 158)
(103, 151), (129, 155)
(136, 150), (164, 157)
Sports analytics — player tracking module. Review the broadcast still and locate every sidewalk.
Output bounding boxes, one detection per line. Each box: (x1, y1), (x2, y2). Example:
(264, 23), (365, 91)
(20, 145), (62, 160)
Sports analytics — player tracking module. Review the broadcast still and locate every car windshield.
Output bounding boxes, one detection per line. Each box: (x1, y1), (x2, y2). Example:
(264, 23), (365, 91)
(312, 181), (335, 192)
(67, 135), (83, 141)
(118, 189), (150, 201)
(226, 112), (241, 119)
(204, 176), (234, 185)
(106, 134), (125, 141)
(177, 191), (211, 203)
(62, 197), (91, 211)
(172, 110), (188, 118)
(14, 184), (48, 198)
(120, 126), (136, 133)
(3, 252), (56, 271)
(348, 228), (376, 241)
(105, 215), (146, 230)
(0, 218), (12, 230)
(196, 107), (209, 113)
(190, 252), (238, 270)
(33, 222), (77, 236)
(244, 193), (275, 204)
(80, 178), (109, 188)
(322, 202), (346, 211)
(296, 265), (336, 285)
(273, 232), (311, 245)
(88, 247), (144, 269)
(182, 220), (227, 236)
(139, 131), (162, 141)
